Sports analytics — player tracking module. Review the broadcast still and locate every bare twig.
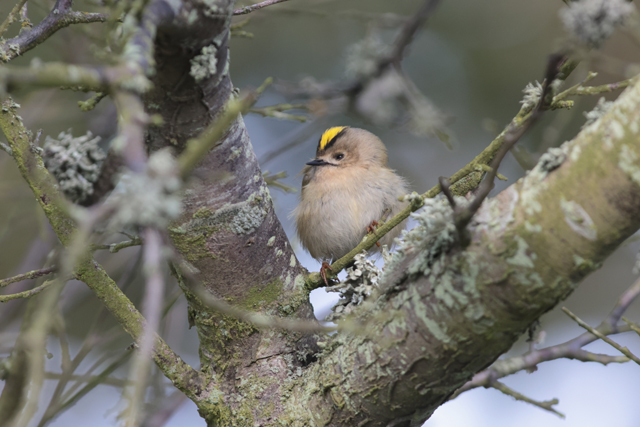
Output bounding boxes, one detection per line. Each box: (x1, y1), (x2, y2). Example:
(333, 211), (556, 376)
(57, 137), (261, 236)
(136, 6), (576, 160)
(0, 266), (57, 289)
(233, 0), (292, 15)
(562, 307), (640, 365)
(1, 1), (109, 63)
(490, 381), (565, 418)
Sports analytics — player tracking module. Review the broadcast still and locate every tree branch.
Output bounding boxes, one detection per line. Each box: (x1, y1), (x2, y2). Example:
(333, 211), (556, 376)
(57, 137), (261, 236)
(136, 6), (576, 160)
(0, 266), (56, 288)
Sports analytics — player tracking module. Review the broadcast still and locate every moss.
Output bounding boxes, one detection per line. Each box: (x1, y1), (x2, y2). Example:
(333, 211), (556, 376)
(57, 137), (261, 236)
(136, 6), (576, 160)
(241, 279), (283, 310)
(169, 228), (216, 262)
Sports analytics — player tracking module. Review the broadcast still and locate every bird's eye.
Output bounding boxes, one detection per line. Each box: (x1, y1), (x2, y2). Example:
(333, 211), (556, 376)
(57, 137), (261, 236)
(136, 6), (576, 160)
(334, 153), (344, 160)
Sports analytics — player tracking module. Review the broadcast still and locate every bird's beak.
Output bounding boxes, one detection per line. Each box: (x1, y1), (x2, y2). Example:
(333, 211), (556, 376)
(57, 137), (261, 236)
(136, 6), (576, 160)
(306, 158), (330, 167)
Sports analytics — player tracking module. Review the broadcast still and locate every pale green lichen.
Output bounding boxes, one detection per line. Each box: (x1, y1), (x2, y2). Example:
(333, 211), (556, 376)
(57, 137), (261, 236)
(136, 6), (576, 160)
(560, 198), (597, 241)
(267, 236), (276, 247)
(43, 130), (106, 203)
(190, 44), (218, 82)
(506, 236), (536, 268)
(289, 255), (296, 267)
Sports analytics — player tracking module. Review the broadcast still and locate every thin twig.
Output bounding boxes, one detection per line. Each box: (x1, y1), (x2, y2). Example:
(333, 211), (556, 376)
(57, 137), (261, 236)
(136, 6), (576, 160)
(233, 0), (292, 15)
(0, 266), (57, 288)
(562, 307), (640, 365)
(490, 381), (565, 418)
(0, 280), (57, 302)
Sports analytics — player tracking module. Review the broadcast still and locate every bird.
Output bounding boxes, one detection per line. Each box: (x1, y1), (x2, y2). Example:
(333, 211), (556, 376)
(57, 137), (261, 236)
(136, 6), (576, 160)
(293, 126), (409, 284)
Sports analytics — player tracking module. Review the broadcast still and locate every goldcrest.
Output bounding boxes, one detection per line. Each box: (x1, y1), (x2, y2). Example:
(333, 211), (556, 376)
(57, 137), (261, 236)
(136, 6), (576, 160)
(294, 127), (409, 265)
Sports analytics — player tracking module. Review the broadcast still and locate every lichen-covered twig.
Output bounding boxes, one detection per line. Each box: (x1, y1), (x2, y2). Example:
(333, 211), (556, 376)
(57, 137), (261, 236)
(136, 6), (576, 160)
(249, 103), (309, 122)
(0, 266), (57, 288)
(440, 54), (565, 246)
(0, 0), (28, 38)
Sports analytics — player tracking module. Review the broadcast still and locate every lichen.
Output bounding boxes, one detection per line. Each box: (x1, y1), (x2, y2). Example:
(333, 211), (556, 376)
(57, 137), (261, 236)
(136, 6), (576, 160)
(42, 130), (106, 203)
(325, 251), (383, 322)
(190, 44), (218, 82)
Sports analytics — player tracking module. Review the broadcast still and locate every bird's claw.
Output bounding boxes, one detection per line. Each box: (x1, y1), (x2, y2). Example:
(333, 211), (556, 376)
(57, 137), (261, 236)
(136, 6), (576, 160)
(320, 261), (333, 286)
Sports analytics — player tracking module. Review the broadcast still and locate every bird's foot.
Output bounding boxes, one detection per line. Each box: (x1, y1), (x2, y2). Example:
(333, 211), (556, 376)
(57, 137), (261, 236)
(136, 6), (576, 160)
(366, 220), (382, 247)
(320, 261), (333, 286)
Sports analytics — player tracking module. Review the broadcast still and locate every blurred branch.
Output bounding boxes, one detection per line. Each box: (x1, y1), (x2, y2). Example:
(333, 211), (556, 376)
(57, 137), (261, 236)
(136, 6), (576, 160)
(124, 228), (165, 426)
(262, 170), (296, 193)
(249, 103), (309, 122)
(0, 266), (56, 288)
(0, 0), (28, 38)
(91, 237), (142, 253)
(384, 0), (442, 67)
(233, 0), (292, 15)
(0, 279), (58, 302)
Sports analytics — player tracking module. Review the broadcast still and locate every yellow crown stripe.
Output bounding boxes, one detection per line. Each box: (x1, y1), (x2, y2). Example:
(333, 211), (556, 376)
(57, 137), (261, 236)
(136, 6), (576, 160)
(319, 126), (348, 150)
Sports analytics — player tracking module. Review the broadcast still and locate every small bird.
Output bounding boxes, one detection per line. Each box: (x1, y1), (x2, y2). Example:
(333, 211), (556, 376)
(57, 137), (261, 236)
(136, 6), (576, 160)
(294, 126), (409, 283)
